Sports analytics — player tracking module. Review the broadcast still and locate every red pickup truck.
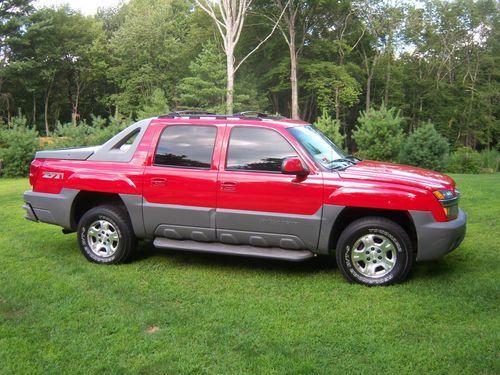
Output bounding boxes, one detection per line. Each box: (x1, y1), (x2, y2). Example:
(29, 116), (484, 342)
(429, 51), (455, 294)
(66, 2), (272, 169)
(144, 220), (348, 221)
(23, 112), (466, 286)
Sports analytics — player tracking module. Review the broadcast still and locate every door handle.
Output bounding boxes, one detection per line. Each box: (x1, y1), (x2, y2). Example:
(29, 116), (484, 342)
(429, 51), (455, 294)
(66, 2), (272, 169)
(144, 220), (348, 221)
(151, 177), (167, 187)
(220, 181), (237, 192)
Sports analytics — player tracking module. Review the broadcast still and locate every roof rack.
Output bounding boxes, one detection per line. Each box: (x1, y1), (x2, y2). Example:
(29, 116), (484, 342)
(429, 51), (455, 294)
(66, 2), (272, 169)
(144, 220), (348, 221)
(158, 110), (216, 118)
(158, 110), (286, 121)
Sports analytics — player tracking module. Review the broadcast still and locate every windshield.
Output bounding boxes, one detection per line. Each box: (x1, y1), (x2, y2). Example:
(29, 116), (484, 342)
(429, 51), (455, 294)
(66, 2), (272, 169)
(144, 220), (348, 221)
(287, 125), (356, 170)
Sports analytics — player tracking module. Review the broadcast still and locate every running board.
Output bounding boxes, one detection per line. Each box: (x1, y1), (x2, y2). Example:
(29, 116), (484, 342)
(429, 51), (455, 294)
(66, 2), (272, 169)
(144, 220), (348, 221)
(153, 238), (315, 262)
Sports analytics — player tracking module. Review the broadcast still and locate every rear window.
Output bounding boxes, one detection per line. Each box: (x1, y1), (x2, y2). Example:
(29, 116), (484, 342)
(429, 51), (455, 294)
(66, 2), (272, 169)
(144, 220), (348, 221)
(154, 125), (217, 169)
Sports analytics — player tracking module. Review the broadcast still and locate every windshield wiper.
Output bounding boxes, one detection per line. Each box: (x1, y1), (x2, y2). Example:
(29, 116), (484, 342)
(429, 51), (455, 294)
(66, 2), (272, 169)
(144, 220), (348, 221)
(345, 155), (361, 162)
(329, 158), (356, 165)
(326, 156), (361, 170)
(326, 158), (355, 171)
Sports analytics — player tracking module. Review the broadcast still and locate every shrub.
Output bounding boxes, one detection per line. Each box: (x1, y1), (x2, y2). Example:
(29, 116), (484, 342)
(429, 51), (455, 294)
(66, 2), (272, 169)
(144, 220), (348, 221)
(50, 121), (97, 149)
(88, 115), (129, 145)
(447, 147), (482, 174)
(399, 122), (449, 171)
(0, 117), (39, 177)
(479, 149), (500, 173)
(314, 110), (344, 149)
(352, 104), (404, 162)
(47, 116), (130, 149)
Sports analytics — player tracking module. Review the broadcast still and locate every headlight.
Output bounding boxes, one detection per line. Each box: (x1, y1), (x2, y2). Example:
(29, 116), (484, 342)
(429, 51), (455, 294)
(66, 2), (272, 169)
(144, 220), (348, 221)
(433, 189), (459, 220)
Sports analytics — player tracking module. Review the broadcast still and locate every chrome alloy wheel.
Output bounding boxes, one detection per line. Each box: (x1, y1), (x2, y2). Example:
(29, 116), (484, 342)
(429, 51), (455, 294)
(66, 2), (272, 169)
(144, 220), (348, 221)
(351, 233), (397, 278)
(87, 220), (120, 258)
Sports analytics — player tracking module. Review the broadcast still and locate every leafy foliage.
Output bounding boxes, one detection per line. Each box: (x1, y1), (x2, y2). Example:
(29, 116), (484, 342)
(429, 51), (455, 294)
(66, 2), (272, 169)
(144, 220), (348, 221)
(178, 42), (226, 113)
(314, 110), (344, 149)
(352, 104), (404, 162)
(447, 147), (482, 174)
(479, 149), (500, 173)
(399, 122), (449, 171)
(303, 61), (361, 112)
(0, 116), (39, 177)
(0, 0), (498, 176)
(109, 0), (192, 116)
(48, 116), (130, 150)
(137, 88), (169, 120)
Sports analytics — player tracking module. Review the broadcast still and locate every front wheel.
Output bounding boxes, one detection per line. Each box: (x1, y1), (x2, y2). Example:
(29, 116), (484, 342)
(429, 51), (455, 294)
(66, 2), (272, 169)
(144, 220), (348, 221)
(336, 217), (414, 286)
(77, 205), (137, 264)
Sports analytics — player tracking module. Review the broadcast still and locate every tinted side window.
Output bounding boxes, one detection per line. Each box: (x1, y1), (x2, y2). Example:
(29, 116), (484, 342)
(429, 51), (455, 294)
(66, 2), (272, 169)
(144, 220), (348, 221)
(154, 125), (217, 169)
(226, 127), (298, 172)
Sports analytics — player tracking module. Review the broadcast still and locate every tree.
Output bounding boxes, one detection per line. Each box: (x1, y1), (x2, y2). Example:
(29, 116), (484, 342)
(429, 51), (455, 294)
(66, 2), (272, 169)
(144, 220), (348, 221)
(399, 122), (449, 171)
(6, 6), (107, 133)
(110, 0), (193, 116)
(317, 0), (365, 121)
(303, 61), (360, 116)
(264, 0), (321, 120)
(401, 0), (499, 149)
(353, 103), (404, 162)
(137, 88), (169, 119)
(0, 0), (33, 122)
(177, 42), (226, 112)
(59, 13), (108, 125)
(314, 110), (344, 148)
(195, 0), (286, 114)
(355, 0), (403, 111)
(303, 60), (360, 149)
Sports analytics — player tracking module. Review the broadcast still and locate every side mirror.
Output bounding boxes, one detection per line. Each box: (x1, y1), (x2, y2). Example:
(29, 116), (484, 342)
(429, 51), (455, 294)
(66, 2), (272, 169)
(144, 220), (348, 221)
(281, 157), (309, 177)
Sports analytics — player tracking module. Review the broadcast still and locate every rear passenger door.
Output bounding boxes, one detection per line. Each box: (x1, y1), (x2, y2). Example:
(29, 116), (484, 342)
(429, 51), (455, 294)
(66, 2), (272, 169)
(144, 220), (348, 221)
(143, 124), (223, 240)
(216, 125), (324, 250)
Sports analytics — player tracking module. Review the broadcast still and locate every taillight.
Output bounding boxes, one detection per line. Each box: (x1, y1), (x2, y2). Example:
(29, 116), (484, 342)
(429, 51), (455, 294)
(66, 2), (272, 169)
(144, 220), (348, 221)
(29, 159), (43, 186)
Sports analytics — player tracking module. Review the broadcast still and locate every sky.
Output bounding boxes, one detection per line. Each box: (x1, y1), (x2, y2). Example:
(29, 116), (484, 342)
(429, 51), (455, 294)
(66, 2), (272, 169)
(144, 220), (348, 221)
(34, 0), (127, 15)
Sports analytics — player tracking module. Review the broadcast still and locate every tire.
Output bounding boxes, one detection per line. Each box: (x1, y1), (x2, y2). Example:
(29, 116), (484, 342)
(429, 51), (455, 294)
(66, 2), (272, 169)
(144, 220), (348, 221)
(77, 205), (137, 264)
(335, 217), (413, 286)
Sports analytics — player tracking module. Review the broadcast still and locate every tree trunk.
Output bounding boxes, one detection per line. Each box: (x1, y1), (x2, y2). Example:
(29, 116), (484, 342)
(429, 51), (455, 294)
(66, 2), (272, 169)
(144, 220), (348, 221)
(33, 94), (36, 125)
(384, 36), (393, 105)
(71, 82), (80, 126)
(226, 45), (235, 114)
(361, 46), (375, 112)
(71, 82), (81, 126)
(384, 55), (391, 105)
(335, 87), (340, 120)
(365, 74), (372, 112)
(44, 75), (55, 136)
(271, 92), (279, 114)
(289, 25), (299, 120)
(6, 96), (11, 126)
(54, 106), (60, 126)
(44, 89), (51, 136)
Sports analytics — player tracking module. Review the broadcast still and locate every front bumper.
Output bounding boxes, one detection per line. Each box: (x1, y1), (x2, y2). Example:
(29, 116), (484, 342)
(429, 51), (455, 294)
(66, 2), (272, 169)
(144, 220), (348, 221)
(410, 208), (467, 261)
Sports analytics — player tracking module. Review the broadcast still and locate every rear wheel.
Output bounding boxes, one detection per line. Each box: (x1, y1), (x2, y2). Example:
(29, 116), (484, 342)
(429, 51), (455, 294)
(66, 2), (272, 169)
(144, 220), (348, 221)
(77, 205), (137, 264)
(336, 217), (413, 286)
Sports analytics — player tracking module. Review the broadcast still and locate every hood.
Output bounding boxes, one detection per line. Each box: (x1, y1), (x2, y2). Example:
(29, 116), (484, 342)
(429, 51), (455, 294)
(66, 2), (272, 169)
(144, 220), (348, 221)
(336, 160), (455, 191)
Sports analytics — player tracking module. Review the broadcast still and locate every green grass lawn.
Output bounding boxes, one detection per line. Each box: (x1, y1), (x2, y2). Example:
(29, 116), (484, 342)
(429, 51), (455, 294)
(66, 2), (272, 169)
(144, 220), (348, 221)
(1, 175), (499, 374)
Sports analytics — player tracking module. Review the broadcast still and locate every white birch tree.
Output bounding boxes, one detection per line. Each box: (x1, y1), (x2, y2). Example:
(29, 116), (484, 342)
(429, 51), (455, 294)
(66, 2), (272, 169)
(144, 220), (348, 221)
(195, 0), (287, 114)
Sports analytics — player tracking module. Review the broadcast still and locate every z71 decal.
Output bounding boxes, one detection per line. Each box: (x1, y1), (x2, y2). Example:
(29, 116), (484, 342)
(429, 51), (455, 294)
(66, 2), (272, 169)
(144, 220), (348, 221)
(42, 172), (64, 180)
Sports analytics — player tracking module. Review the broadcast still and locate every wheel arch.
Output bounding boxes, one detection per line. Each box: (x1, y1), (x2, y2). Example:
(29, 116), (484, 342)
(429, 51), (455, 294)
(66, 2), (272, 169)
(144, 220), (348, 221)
(72, 191), (125, 229)
(323, 206), (417, 256)
(71, 191), (145, 238)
